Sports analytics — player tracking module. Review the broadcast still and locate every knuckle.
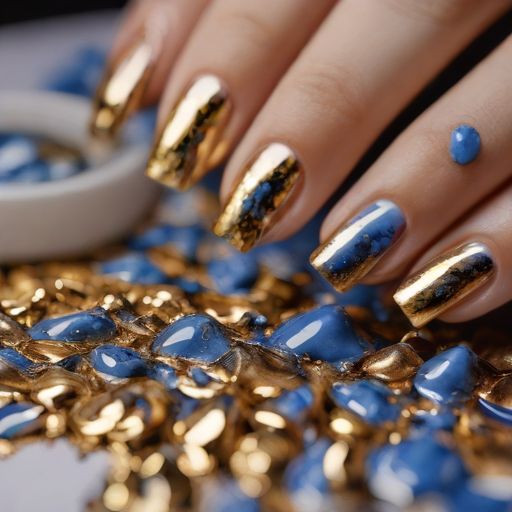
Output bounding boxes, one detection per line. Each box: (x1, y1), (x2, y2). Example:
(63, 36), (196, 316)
(289, 62), (365, 126)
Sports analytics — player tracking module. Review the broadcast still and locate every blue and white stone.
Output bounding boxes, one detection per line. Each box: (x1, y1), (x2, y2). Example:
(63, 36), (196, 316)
(0, 402), (45, 439)
(90, 344), (146, 379)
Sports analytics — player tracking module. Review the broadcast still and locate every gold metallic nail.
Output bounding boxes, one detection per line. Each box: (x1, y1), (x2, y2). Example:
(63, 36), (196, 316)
(394, 242), (494, 328)
(146, 75), (231, 190)
(90, 39), (154, 139)
(213, 143), (302, 252)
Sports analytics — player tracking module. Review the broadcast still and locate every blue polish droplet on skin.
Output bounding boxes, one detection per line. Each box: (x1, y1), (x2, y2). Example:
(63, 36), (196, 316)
(450, 124), (481, 165)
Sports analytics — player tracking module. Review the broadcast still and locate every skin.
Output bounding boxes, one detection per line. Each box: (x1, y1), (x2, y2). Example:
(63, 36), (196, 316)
(101, 0), (512, 324)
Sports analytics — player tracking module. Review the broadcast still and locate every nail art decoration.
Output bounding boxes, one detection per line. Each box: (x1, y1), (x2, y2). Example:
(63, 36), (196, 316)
(450, 124), (481, 165)
(146, 75), (231, 190)
(213, 143), (302, 251)
(91, 40), (155, 138)
(394, 242), (494, 328)
(310, 200), (405, 292)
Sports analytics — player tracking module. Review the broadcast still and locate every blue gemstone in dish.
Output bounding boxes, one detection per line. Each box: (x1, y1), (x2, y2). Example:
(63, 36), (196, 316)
(90, 344), (146, 379)
(28, 307), (117, 342)
(367, 436), (468, 505)
(450, 124), (481, 165)
(267, 304), (370, 363)
(207, 252), (259, 294)
(478, 398), (512, 427)
(331, 380), (400, 425)
(0, 402), (45, 439)
(414, 345), (477, 405)
(100, 253), (170, 285)
(128, 223), (204, 260)
(149, 363), (178, 391)
(0, 348), (36, 373)
(152, 314), (231, 364)
(268, 384), (314, 423)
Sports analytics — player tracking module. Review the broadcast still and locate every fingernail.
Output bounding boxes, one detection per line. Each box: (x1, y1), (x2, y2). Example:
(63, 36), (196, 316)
(146, 75), (231, 190)
(91, 39), (154, 139)
(310, 200), (406, 292)
(394, 242), (495, 328)
(213, 143), (303, 252)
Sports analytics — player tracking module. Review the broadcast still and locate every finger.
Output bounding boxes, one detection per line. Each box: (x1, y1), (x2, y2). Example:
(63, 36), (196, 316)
(213, 0), (510, 252)
(393, 180), (512, 327)
(146, 0), (336, 190)
(312, 33), (512, 292)
(90, 0), (208, 138)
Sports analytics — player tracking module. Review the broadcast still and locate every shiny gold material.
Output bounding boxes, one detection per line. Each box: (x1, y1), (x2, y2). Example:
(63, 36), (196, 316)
(213, 143), (302, 251)
(91, 39), (155, 138)
(146, 75), (231, 190)
(394, 242), (495, 327)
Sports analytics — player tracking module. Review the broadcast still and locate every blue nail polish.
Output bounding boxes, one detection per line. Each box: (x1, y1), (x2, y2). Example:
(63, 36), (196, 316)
(450, 124), (481, 165)
(310, 200), (405, 292)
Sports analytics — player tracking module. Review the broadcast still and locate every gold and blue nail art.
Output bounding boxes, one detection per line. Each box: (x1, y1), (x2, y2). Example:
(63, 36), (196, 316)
(310, 200), (405, 292)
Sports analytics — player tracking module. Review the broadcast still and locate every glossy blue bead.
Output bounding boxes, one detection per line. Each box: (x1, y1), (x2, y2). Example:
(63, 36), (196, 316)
(450, 124), (481, 165)
(0, 348), (36, 373)
(367, 436), (468, 505)
(149, 363), (178, 391)
(411, 408), (457, 432)
(207, 252), (259, 294)
(0, 402), (45, 439)
(284, 438), (331, 496)
(189, 367), (213, 387)
(478, 398), (512, 427)
(269, 384), (314, 423)
(331, 380), (400, 425)
(414, 346), (477, 405)
(28, 307), (116, 342)
(100, 254), (170, 285)
(90, 344), (146, 379)
(449, 477), (512, 512)
(152, 314), (231, 364)
(267, 305), (369, 363)
(128, 223), (204, 260)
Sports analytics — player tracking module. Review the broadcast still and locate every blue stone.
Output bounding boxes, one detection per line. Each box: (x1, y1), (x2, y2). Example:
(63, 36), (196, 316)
(0, 348), (36, 373)
(90, 344), (146, 379)
(267, 305), (369, 363)
(284, 438), (331, 496)
(0, 402), (45, 439)
(152, 314), (231, 364)
(149, 363), (178, 391)
(478, 398), (512, 426)
(189, 367), (213, 387)
(28, 307), (116, 343)
(170, 390), (201, 420)
(100, 253), (170, 285)
(367, 436), (468, 505)
(450, 124), (481, 165)
(414, 346), (477, 405)
(58, 355), (82, 372)
(331, 380), (400, 425)
(411, 408), (457, 432)
(449, 477), (512, 512)
(207, 252), (259, 294)
(268, 384), (314, 423)
(128, 223), (204, 260)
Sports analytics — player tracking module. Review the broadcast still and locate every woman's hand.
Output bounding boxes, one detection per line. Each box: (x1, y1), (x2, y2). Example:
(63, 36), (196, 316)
(91, 0), (512, 327)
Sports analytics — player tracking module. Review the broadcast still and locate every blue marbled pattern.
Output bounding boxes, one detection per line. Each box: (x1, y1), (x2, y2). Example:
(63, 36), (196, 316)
(311, 200), (405, 291)
(90, 344), (147, 379)
(267, 304), (370, 364)
(0, 402), (45, 439)
(331, 380), (400, 425)
(450, 124), (481, 165)
(413, 345), (477, 405)
(152, 314), (231, 364)
(28, 307), (117, 343)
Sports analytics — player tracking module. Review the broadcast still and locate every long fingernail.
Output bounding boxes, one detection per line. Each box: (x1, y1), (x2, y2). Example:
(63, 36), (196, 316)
(310, 200), (406, 292)
(394, 242), (495, 328)
(146, 75), (231, 190)
(213, 143), (303, 252)
(91, 39), (155, 139)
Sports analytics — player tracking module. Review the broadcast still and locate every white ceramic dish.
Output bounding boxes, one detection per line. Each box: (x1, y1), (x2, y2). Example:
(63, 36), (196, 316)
(0, 91), (160, 262)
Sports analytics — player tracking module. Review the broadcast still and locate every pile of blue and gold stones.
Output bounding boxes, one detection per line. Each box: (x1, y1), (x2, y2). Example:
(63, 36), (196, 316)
(0, 182), (511, 512)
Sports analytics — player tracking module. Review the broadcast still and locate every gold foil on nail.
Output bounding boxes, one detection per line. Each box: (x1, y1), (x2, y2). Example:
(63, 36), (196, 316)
(213, 143), (302, 251)
(146, 75), (231, 190)
(394, 242), (495, 328)
(91, 40), (154, 138)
